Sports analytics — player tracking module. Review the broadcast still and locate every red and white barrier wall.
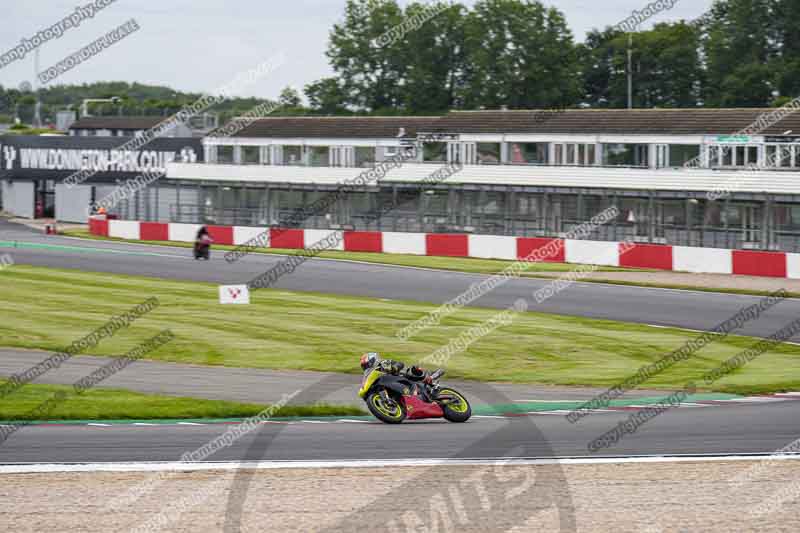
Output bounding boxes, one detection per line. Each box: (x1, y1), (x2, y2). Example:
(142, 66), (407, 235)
(88, 217), (800, 280)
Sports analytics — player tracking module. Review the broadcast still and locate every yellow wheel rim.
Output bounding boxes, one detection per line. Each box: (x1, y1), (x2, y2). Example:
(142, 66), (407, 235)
(371, 394), (403, 420)
(440, 389), (468, 413)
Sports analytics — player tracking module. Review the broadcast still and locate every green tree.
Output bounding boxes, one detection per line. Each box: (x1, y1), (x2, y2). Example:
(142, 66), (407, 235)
(305, 77), (350, 114)
(579, 28), (625, 107)
(327, 0), (406, 111)
(703, 0), (775, 106)
(399, 2), (468, 113)
(460, 0), (581, 109)
(279, 86), (303, 108)
(771, 0), (800, 98)
(716, 62), (776, 106)
(581, 23), (703, 108)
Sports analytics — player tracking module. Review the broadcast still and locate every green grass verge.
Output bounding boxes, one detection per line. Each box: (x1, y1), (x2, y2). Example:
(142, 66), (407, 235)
(0, 381), (365, 421)
(1, 265), (799, 395)
(59, 228), (635, 274)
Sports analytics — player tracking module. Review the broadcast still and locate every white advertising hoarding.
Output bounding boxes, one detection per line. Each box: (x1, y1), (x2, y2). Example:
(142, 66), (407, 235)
(219, 285), (250, 305)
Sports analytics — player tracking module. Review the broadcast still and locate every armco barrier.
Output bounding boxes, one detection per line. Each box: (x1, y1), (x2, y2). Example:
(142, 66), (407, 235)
(88, 218), (800, 280)
(306, 229), (345, 251)
(789, 254), (800, 279)
(565, 239), (619, 267)
(168, 223), (202, 243)
(233, 226), (265, 246)
(108, 220), (140, 240)
(733, 250), (787, 278)
(517, 238), (565, 263)
(344, 231), (383, 253)
(620, 243), (673, 270)
(469, 235), (517, 260)
(383, 231), (426, 255)
(140, 222), (169, 242)
(207, 226), (234, 246)
(426, 234), (469, 257)
(88, 217), (109, 237)
(270, 228), (304, 249)
(673, 246), (732, 274)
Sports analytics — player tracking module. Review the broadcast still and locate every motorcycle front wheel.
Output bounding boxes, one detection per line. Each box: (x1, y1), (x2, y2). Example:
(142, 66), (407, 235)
(438, 388), (472, 423)
(365, 390), (406, 424)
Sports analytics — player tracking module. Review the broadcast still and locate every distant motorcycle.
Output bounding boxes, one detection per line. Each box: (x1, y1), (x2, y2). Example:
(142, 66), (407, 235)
(358, 359), (472, 424)
(194, 234), (212, 260)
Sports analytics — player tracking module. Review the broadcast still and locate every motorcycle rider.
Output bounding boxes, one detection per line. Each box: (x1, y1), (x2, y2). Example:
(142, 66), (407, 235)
(360, 352), (434, 397)
(194, 226), (213, 260)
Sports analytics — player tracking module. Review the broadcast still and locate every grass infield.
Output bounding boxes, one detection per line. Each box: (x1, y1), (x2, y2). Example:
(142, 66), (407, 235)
(0, 381), (365, 421)
(1, 265), (799, 394)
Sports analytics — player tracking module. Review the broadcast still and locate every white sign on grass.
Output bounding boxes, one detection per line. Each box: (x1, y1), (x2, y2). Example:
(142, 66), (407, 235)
(219, 285), (250, 305)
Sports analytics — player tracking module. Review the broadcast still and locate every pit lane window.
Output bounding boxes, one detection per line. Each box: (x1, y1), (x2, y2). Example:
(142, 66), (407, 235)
(217, 146), (234, 164)
(242, 146), (260, 165)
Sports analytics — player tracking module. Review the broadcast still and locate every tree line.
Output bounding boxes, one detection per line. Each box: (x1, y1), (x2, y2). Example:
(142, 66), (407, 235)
(0, 81), (281, 126)
(304, 0), (800, 113)
(2, 0), (797, 126)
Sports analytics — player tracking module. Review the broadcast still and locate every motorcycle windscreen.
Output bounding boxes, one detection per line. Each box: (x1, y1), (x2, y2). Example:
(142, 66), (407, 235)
(358, 368), (382, 398)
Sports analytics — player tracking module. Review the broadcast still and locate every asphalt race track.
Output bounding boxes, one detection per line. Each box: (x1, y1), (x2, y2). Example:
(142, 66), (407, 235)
(2, 219), (800, 341)
(1, 402), (798, 463)
(1, 219), (799, 463)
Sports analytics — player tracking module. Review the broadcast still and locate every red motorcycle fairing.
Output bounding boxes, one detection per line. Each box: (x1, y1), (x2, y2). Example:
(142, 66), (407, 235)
(402, 394), (444, 420)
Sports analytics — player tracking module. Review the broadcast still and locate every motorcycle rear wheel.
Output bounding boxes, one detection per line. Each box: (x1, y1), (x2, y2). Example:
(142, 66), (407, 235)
(366, 390), (406, 424)
(438, 388), (472, 423)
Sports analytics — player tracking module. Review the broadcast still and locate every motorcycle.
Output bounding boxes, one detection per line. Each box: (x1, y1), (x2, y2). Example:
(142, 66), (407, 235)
(358, 360), (472, 424)
(194, 235), (212, 260)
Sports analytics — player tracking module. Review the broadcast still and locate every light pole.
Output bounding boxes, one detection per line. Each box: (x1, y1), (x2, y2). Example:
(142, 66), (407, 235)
(33, 49), (42, 127)
(627, 32), (634, 109)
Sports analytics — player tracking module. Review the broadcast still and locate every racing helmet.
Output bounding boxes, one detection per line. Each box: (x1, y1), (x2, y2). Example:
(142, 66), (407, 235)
(360, 352), (379, 370)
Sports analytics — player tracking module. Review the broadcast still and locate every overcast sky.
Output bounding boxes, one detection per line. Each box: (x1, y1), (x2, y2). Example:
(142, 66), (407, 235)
(0, 0), (714, 100)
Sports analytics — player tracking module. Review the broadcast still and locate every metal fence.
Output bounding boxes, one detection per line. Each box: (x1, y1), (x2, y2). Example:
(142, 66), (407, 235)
(113, 181), (800, 253)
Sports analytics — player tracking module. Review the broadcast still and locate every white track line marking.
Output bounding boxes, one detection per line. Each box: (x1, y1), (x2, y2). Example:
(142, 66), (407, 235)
(513, 400), (585, 403)
(177, 422), (204, 426)
(3, 454), (800, 474)
(23, 238), (189, 260)
(132, 423), (159, 426)
(714, 397), (786, 403)
(87, 423), (111, 427)
(337, 419), (371, 423)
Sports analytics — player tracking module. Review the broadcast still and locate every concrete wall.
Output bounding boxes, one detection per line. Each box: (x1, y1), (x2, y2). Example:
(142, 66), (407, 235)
(673, 246), (733, 275)
(55, 184), (92, 223)
(1, 180), (34, 218)
(565, 239), (620, 267)
(469, 235), (517, 260)
(91, 219), (800, 280)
